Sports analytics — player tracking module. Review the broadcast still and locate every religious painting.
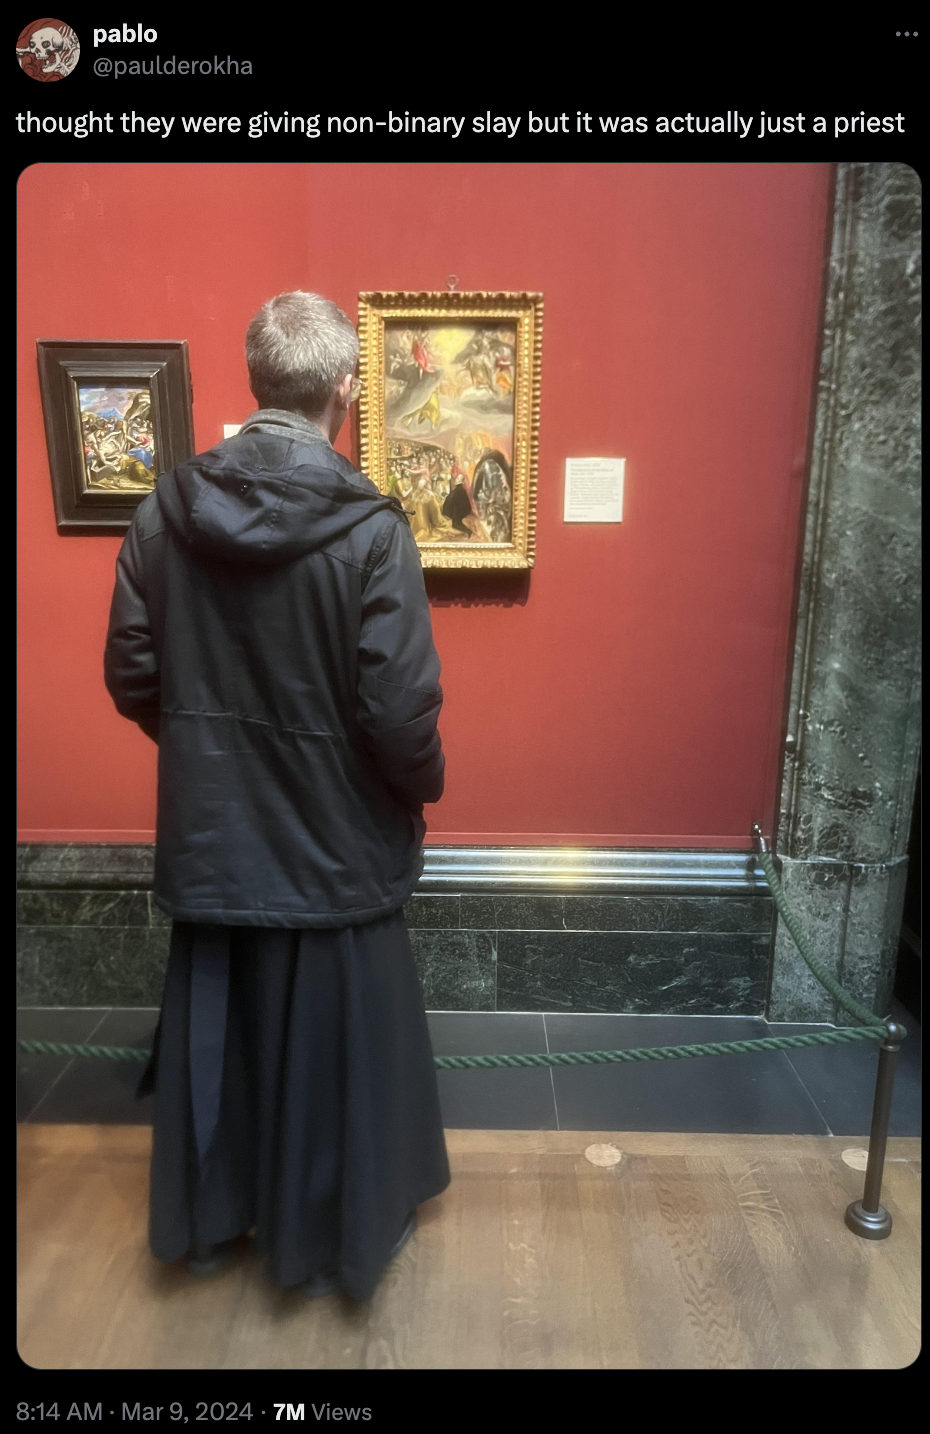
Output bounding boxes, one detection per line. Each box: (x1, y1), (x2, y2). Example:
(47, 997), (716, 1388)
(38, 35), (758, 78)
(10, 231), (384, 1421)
(357, 292), (542, 569)
(77, 384), (157, 491)
(37, 341), (194, 533)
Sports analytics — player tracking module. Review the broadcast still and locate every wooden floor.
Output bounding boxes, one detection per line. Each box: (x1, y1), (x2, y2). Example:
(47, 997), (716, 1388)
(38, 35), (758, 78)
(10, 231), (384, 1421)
(18, 1125), (920, 1370)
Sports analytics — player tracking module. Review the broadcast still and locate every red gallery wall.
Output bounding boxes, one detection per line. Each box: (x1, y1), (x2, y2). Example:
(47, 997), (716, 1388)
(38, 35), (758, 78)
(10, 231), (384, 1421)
(17, 162), (832, 847)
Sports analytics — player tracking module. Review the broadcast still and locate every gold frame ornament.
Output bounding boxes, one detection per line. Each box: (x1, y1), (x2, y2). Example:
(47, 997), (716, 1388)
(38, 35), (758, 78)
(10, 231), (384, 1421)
(357, 290), (542, 569)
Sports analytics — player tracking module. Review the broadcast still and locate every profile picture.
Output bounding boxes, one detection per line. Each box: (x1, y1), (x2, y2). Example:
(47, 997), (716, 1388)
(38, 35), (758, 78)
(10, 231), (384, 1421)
(16, 18), (80, 79)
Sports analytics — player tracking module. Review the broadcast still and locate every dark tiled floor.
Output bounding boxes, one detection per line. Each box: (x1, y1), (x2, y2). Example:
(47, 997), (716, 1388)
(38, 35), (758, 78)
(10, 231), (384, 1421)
(545, 1013), (830, 1135)
(429, 1012), (556, 1130)
(17, 1007), (110, 1123)
(16, 1002), (921, 1136)
(23, 1008), (157, 1125)
(770, 1009), (922, 1138)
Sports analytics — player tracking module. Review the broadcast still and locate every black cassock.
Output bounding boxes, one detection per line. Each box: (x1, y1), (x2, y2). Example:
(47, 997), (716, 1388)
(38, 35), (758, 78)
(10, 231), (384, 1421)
(105, 410), (453, 1304)
(141, 913), (449, 1304)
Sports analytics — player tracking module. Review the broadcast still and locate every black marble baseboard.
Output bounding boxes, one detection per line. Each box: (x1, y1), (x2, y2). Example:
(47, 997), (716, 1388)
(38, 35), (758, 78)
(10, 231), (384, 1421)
(17, 846), (776, 1014)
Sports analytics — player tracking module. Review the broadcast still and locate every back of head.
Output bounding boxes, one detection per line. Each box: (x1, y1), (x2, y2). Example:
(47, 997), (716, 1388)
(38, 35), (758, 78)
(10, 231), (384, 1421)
(245, 290), (359, 419)
(155, 290), (389, 566)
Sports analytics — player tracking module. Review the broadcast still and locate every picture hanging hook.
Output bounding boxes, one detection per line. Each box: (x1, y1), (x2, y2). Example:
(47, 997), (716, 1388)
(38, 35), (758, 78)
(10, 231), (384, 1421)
(447, 274), (459, 292)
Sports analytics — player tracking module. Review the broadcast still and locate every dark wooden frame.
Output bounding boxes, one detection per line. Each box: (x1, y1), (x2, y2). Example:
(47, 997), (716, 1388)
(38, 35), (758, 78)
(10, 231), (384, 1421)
(37, 340), (194, 534)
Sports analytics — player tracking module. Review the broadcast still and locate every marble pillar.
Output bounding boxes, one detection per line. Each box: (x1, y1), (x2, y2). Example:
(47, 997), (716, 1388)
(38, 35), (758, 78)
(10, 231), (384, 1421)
(771, 162), (921, 1021)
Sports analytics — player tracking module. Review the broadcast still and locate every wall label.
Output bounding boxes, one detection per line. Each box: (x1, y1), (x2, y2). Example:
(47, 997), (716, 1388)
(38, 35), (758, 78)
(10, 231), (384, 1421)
(563, 457), (625, 523)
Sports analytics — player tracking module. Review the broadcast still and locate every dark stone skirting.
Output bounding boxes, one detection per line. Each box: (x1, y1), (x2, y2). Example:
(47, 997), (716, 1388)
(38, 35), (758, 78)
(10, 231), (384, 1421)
(17, 845), (775, 1015)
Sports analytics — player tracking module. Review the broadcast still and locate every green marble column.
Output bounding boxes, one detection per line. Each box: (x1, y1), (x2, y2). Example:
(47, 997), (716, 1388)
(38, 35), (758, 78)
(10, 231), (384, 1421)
(771, 162), (921, 1021)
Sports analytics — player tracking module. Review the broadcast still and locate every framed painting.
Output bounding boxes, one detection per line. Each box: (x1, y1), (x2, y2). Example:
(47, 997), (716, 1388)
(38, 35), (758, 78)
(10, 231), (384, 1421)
(37, 340), (195, 533)
(357, 291), (542, 569)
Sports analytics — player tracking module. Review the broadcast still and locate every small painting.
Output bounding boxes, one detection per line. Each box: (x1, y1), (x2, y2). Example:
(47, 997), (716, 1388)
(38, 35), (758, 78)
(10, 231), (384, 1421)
(358, 292), (542, 569)
(78, 384), (157, 491)
(37, 340), (194, 533)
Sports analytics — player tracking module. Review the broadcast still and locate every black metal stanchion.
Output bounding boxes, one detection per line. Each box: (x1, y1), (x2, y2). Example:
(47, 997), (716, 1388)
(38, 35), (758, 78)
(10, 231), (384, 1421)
(844, 1021), (905, 1240)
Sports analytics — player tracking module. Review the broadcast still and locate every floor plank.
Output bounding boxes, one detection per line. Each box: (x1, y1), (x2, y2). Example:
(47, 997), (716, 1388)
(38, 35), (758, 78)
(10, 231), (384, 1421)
(17, 1126), (920, 1370)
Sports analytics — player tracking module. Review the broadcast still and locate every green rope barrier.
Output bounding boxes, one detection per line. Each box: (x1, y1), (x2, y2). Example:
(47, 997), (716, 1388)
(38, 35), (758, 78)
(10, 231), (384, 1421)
(435, 1027), (889, 1068)
(18, 1025), (888, 1070)
(19, 1041), (152, 1062)
(15, 831), (902, 1072)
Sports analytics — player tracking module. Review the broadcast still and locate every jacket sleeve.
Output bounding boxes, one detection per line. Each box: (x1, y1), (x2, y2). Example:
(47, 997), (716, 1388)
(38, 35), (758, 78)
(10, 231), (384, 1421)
(357, 516), (445, 808)
(103, 514), (161, 743)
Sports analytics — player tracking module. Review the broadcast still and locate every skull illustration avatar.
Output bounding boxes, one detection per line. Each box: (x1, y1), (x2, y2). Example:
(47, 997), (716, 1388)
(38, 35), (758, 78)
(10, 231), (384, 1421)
(16, 19), (81, 80)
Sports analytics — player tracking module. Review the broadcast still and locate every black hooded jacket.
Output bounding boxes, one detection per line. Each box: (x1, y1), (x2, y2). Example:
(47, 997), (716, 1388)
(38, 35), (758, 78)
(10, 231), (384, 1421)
(104, 409), (445, 928)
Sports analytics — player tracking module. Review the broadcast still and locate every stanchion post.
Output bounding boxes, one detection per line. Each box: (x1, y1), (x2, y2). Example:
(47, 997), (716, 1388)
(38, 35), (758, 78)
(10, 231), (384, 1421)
(750, 823), (905, 1244)
(844, 1021), (905, 1240)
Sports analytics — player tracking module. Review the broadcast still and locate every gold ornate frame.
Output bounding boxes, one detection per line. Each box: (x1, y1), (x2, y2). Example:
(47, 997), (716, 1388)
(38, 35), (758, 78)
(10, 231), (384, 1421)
(357, 291), (542, 569)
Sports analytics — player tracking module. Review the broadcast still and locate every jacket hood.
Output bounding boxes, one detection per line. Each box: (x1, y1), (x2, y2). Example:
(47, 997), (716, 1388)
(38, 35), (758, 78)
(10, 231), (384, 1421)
(155, 410), (403, 566)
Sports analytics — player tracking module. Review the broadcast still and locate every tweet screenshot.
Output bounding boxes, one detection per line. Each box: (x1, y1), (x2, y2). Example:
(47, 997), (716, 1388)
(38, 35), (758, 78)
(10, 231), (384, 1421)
(16, 8), (921, 1414)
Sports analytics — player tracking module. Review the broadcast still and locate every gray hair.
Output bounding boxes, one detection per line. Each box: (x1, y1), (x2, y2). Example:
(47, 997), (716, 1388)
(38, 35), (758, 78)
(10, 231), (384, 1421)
(245, 290), (359, 418)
